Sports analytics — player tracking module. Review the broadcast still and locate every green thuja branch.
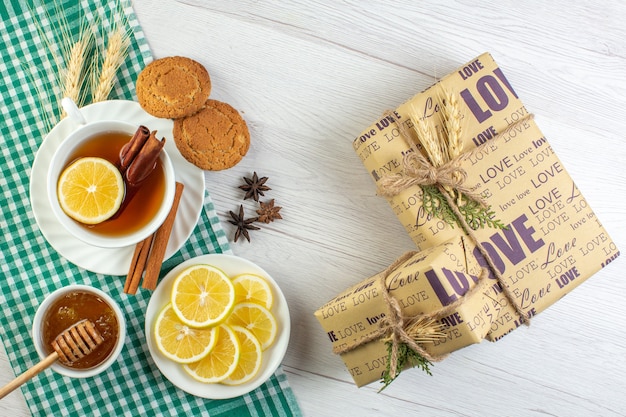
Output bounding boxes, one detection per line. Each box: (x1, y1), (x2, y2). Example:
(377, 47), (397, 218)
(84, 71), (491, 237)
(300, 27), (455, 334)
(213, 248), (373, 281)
(421, 185), (458, 228)
(379, 342), (433, 392)
(457, 196), (506, 230)
(420, 185), (506, 231)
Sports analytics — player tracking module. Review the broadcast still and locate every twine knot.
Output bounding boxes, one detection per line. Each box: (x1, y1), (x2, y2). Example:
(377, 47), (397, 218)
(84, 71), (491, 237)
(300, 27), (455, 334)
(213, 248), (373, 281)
(377, 151), (486, 206)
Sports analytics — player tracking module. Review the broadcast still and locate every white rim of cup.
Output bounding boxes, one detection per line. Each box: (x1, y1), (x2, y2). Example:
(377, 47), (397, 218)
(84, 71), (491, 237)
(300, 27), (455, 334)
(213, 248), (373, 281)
(31, 285), (126, 378)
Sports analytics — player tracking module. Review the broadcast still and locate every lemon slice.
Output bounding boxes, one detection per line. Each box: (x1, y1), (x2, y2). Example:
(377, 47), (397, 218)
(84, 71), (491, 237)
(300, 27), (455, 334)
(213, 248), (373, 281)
(154, 304), (218, 364)
(184, 324), (241, 383)
(226, 302), (277, 351)
(222, 326), (263, 386)
(171, 264), (235, 328)
(232, 273), (274, 309)
(57, 157), (124, 224)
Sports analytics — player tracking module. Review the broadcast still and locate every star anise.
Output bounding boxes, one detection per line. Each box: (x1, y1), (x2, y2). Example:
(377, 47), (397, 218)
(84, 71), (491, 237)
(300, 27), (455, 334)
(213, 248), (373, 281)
(256, 199), (283, 223)
(239, 172), (271, 201)
(228, 205), (260, 242)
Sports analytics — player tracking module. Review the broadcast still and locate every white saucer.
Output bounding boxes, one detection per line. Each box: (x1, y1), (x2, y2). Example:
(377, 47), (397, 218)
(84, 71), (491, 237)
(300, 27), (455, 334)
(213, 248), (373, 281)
(145, 254), (291, 399)
(30, 100), (205, 276)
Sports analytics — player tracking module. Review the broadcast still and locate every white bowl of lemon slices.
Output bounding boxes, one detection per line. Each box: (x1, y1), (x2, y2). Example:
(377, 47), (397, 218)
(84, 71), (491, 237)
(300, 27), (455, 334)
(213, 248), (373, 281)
(145, 254), (290, 399)
(46, 119), (175, 249)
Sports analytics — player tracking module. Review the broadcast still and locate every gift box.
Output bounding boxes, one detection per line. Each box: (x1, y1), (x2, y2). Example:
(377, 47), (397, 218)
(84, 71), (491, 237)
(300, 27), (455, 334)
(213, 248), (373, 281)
(314, 236), (496, 387)
(351, 52), (619, 341)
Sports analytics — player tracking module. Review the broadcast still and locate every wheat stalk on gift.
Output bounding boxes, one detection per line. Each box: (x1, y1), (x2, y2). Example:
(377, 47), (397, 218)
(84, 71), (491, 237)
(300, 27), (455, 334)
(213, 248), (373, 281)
(441, 89), (463, 160)
(409, 101), (447, 168)
(405, 316), (447, 343)
(439, 88), (465, 202)
(408, 89), (464, 168)
(91, 24), (130, 103)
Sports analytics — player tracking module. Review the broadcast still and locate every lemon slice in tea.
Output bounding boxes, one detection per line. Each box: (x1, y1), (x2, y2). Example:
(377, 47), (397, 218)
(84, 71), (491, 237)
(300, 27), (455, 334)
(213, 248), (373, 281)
(57, 157), (124, 224)
(171, 264), (235, 328)
(154, 304), (218, 364)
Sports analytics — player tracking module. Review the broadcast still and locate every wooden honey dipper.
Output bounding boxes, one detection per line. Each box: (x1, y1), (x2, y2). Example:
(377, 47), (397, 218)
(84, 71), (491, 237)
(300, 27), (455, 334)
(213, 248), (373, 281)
(0, 319), (104, 399)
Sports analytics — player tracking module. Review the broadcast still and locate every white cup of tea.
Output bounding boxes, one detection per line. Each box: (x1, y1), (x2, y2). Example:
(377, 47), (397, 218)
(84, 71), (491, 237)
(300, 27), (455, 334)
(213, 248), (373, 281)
(31, 284), (126, 378)
(47, 114), (175, 249)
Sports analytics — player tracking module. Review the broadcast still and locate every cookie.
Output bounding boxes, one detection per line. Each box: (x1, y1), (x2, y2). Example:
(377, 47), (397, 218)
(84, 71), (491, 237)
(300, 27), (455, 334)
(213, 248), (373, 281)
(173, 99), (250, 170)
(136, 56), (211, 119)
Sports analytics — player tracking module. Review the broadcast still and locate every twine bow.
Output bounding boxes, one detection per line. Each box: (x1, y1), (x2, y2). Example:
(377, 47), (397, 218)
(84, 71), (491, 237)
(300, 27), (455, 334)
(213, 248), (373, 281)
(377, 151), (486, 205)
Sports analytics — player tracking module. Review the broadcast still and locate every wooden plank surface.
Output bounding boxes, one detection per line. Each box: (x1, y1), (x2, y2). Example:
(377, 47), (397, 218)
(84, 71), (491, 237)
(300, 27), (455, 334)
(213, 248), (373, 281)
(2, 1), (625, 415)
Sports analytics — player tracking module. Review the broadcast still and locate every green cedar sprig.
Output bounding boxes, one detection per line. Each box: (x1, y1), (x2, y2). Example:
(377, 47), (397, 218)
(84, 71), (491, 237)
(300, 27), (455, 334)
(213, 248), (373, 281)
(457, 196), (507, 230)
(420, 185), (506, 231)
(379, 341), (433, 392)
(421, 185), (458, 227)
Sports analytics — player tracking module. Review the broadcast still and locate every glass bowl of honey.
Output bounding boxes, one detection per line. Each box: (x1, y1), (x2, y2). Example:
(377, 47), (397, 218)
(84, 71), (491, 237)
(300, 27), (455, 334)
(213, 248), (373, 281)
(32, 284), (126, 378)
(47, 119), (176, 248)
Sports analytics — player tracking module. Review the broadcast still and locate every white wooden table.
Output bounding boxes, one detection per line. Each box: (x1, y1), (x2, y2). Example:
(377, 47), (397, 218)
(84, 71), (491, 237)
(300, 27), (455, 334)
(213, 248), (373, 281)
(2, 1), (625, 415)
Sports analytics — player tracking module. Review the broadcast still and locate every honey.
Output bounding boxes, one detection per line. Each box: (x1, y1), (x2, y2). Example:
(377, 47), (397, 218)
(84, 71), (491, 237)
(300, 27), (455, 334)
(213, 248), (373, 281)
(41, 290), (119, 369)
(63, 131), (166, 237)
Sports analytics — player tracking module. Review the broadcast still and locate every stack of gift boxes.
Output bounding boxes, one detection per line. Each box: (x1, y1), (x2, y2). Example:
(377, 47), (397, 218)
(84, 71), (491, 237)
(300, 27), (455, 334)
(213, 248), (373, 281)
(314, 52), (619, 387)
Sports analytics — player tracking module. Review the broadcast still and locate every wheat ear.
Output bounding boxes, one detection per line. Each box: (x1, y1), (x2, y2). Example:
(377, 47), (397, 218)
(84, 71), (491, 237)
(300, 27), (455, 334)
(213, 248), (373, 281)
(60, 32), (92, 117)
(92, 26), (130, 103)
(409, 102), (446, 167)
(441, 89), (463, 161)
(405, 316), (447, 344)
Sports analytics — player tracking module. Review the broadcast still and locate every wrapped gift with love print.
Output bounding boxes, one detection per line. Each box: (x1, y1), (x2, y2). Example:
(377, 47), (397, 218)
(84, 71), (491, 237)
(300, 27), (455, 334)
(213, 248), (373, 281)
(315, 52), (620, 389)
(314, 236), (495, 387)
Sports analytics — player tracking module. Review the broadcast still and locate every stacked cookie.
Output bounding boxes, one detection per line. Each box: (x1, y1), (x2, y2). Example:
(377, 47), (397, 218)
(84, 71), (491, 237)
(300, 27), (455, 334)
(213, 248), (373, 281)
(136, 56), (250, 170)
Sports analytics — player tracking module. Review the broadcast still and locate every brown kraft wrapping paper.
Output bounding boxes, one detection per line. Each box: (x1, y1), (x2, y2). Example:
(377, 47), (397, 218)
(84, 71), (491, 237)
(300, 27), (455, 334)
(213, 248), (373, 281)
(352, 52), (620, 341)
(314, 236), (496, 387)
(461, 118), (618, 339)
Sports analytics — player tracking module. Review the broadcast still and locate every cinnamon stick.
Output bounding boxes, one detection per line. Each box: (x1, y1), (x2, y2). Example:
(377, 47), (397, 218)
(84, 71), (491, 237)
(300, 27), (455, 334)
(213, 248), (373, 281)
(115, 127), (166, 220)
(124, 233), (154, 295)
(142, 182), (185, 290)
(119, 126), (150, 174)
(126, 130), (165, 185)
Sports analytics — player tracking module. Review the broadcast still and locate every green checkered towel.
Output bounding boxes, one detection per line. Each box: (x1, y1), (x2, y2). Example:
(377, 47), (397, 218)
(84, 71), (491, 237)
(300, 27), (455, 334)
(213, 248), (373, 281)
(0, 1), (301, 415)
